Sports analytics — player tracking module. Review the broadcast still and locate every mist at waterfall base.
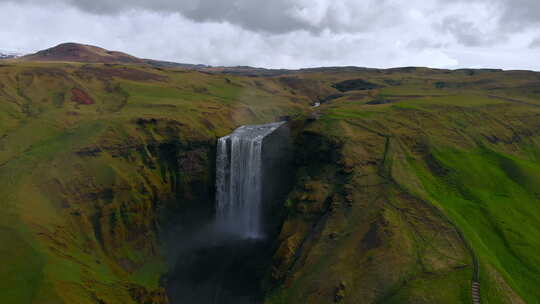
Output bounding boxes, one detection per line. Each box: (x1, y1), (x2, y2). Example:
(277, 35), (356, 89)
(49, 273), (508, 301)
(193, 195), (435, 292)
(166, 122), (293, 304)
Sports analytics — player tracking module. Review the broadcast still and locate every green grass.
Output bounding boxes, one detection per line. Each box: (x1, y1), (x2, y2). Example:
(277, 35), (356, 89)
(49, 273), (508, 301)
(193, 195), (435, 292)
(395, 94), (505, 108)
(268, 75), (540, 302)
(384, 268), (471, 304)
(409, 147), (540, 303)
(129, 259), (166, 289)
(0, 228), (47, 304)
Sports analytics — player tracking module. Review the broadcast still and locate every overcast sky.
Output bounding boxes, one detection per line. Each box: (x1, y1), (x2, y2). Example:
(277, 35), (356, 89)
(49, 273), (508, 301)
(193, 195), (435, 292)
(0, 0), (539, 70)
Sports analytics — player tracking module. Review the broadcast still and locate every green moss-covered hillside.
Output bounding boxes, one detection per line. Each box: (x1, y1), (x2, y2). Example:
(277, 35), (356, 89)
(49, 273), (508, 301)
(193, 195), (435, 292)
(0, 61), (308, 303)
(0, 60), (539, 303)
(267, 68), (540, 304)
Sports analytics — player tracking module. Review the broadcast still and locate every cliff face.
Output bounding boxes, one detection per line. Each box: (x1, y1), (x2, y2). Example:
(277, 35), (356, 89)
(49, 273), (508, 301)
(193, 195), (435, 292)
(267, 94), (540, 303)
(0, 62), (308, 304)
(268, 122), (474, 304)
(261, 122), (294, 235)
(2, 117), (216, 304)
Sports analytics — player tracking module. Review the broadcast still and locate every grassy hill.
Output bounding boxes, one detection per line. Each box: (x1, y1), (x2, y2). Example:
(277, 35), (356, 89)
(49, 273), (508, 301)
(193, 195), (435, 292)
(265, 68), (540, 304)
(0, 51), (540, 303)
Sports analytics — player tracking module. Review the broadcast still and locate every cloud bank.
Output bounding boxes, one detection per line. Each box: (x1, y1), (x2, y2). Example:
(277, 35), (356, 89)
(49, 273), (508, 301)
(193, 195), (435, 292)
(0, 0), (538, 69)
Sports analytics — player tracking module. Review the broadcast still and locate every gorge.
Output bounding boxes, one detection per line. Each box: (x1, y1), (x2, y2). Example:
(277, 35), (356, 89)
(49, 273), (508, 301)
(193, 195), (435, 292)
(166, 121), (293, 304)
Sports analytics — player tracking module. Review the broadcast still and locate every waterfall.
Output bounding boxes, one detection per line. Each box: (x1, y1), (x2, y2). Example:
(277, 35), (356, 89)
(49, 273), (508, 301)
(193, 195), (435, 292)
(215, 122), (286, 239)
(167, 122), (291, 303)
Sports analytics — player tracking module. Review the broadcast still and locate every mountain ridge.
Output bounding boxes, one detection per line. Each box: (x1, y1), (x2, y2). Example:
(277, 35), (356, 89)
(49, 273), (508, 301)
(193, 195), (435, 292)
(16, 42), (538, 76)
(17, 42), (206, 69)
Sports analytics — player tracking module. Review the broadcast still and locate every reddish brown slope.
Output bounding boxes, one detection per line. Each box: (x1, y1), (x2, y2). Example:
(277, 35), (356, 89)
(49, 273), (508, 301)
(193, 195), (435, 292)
(20, 42), (145, 64)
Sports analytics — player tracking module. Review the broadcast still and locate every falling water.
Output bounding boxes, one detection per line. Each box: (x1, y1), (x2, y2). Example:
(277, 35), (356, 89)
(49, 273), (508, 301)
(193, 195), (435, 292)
(215, 122), (286, 239)
(167, 121), (291, 303)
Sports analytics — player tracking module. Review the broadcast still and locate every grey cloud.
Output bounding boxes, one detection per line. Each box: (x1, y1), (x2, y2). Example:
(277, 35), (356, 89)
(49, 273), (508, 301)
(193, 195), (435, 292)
(443, 0), (540, 31)
(0, 0), (405, 34)
(437, 16), (503, 47)
(407, 39), (445, 50)
(0, 0), (305, 33)
(530, 37), (540, 48)
(70, 0), (308, 34)
(3, 0), (539, 36)
(497, 0), (540, 31)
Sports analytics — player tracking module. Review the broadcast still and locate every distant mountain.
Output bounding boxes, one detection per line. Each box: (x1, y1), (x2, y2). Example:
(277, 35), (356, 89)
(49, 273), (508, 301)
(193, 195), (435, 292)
(145, 59), (211, 70)
(0, 50), (23, 59)
(20, 43), (145, 64)
(18, 43), (285, 74)
(17, 42), (377, 76)
(18, 42), (213, 70)
(196, 66), (378, 77)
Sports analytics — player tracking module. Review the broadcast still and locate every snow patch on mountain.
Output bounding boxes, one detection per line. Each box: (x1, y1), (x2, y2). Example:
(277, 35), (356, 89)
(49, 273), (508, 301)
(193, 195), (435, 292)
(0, 50), (24, 59)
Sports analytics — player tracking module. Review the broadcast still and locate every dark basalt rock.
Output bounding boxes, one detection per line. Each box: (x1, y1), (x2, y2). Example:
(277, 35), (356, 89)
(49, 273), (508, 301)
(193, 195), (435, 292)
(332, 79), (381, 92)
(261, 122), (294, 234)
(366, 99), (393, 105)
(317, 93), (344, 104)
